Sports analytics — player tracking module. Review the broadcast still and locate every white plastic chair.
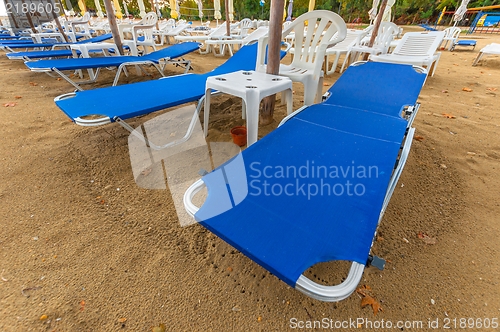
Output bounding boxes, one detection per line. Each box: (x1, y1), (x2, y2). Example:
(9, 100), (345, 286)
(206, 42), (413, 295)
(441, 27), (461, 51)
(153, 19), (188, 45)
(175, 24), (229, 54)
(64, 12), (93, 42)
(472, 43), (500, 66)
(369, 31), (445, 77)
(235, 18), (254, 37)
(324, 29), (368, 75)
(206, 26), (269, 57)
(119, 12), (158, 56)
(345, 22), (399, 65)
(257, 10), (347, 106)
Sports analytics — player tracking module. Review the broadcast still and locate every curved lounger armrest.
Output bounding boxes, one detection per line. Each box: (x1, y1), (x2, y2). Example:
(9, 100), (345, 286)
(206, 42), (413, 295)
(295, 263), (365, 302)
(184, 179), (206, 218)
(54, 92), (112, 126)
(184, 176), (366, 302)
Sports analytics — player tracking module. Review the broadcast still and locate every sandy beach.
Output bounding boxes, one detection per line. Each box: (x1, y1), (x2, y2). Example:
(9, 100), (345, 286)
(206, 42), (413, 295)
(1, 26), (500, 331)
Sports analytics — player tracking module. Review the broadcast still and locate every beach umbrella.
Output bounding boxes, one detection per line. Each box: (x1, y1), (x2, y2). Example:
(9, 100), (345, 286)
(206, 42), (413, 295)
(196, 0), (204, 21)
(65, 0), (75, 15)
(308, 0), (314, 12)
(214, 0), (222, 24)
(169, 0), (179, 19)
(453, 0), (470, 26)
(286, 0), (293, 21)
(283, 1), (286, 21)
(228, 0), (234, 21)
(381, 0), (395, 21)
(369, 0), (393, 23)
(95, 0), (104, 17)
(113, 0), (123, 19)
(368, 0), (379, 23)
(437, 6), (446, 25)
(137, 0), (147, 17)
(123, 0), (129, 17)
(170, 0), (179, 20)
(78, 0), (87, 14)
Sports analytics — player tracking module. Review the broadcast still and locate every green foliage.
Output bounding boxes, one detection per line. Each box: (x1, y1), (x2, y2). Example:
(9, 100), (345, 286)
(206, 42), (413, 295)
(65, 0), (497, 24)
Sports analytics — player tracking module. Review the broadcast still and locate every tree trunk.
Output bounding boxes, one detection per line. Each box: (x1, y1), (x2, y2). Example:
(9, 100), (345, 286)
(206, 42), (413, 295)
(103, 0), (124, 55)
(260, 0), (285, 126)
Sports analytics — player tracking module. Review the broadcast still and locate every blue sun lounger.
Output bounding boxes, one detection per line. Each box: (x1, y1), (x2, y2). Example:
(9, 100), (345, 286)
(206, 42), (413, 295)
(26, 42), (200, 90)
(54, 42), (278, 127)
(183, 61), (427, 301)
(0, 33), (112, 52)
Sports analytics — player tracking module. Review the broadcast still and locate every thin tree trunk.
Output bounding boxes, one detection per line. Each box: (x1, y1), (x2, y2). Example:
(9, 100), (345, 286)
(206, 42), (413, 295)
(260, 0), (285, 125)
(103, 0), (124, 55)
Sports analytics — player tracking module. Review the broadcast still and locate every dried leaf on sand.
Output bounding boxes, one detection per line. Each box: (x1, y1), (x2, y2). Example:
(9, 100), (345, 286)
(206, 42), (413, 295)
(418, 232), (437, 245)
(356, 285), (382, 315)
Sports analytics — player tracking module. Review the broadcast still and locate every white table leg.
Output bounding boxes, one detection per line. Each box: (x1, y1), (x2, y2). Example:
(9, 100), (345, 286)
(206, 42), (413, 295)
(245, 88), (260, 146)
(204, 88), (212, 137)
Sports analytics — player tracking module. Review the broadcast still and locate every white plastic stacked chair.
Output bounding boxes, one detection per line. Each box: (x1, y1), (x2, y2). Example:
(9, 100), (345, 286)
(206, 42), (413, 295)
(256, 10), (347, 106)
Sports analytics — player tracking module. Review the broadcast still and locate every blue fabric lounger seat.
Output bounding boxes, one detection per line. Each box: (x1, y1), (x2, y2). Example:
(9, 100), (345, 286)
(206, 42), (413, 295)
(323, 61), (427, 121)
(183, 62), (427, 301)
(7, 49), (83, 60)
(54, 43), (279, 126)
(450, 39), (476, 51)
(0, 33), (112, 52)
(26, 42), (201, 90)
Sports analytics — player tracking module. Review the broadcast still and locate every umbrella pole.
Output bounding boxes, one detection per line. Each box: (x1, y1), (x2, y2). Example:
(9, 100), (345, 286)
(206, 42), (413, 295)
(50, 0), (70, 42)
(260, 0), (285, 125)
(103, 0), (124, 55)
(20, 0), (37, 33)
(364, 0), (387, 60)
(225, 0), (230, 36)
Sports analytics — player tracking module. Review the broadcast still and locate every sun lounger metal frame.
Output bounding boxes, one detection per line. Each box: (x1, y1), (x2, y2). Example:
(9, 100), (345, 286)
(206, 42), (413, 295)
(26, 42), (200, 91)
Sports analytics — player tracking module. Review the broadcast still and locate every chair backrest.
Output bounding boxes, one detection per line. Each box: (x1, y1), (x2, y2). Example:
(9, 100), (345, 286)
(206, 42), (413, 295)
(283, 10), (347, 70)
(242, 27), (268, 45)
(393, 31), (446, 57)
(132, 12), (158, 43)
(443, 26), (461, 39)
(238, 18), (253, 37)
(371, 22), (399, 53)
(329, 29), (367, 51)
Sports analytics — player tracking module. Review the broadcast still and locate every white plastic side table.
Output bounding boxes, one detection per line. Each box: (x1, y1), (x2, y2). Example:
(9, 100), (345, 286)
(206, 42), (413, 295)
(204, 70), (293, 146)
(70, 42), (118, 80)
(70, 42), (118, 58)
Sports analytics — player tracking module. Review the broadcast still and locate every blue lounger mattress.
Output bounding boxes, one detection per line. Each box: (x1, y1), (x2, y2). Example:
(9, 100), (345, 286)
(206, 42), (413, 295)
(195, 102), (409, 287)
(324, 62), (426, 118)
(54, 43), (284, 124)
(25, 42), (200, 71)
(188, 62), (427, 288)
(0, 33), (112, 49)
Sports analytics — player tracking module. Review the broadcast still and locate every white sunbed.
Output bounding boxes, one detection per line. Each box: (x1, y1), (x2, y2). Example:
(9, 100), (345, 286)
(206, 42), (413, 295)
(369, 31), (445, 77)
(472, 43), (500, 66)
